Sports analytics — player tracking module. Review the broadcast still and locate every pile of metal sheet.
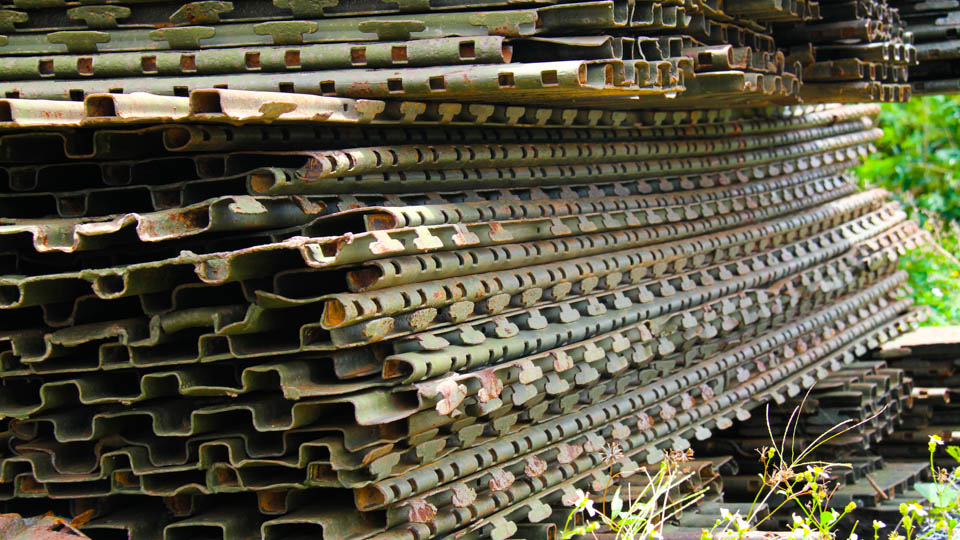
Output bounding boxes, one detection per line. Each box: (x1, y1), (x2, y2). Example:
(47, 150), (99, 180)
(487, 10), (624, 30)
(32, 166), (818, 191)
(692, 356), (930, 533)
(894, 1), (960, 94)
(781, 0), (916, 103)
(0, 90), (926, 539)
(696, 359), (913, 456)
(689, 327), (960, 535)
(0, 0), (916, 106)
(0, 1), (942, 539)
(813, 328), (960, 532)
(873, 327), (960, 467)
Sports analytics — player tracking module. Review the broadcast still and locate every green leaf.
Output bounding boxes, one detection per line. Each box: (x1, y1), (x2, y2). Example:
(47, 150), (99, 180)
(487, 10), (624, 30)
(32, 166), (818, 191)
(855, 95), (960, 326)
(946, 446), (960, 464)
(820, 511), (838, 528)
(915, 482), (959, 507)
(610, 487), (623, 520)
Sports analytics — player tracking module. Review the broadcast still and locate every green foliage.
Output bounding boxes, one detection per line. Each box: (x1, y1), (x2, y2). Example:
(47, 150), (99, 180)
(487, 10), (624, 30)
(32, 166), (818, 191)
(898, 218), (960, 326)
(856, 96), (960, 325)
(886, 435), (960, 540)
(914, 482), (958, 508)
(559, 450), (706, 540)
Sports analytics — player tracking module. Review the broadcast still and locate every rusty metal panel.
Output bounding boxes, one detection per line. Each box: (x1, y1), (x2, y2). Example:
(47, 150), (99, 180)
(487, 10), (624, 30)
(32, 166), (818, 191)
(0, 90), (739, 129)
(0, 512), (91, 539)
(0, 37), (514, 80)
(0, 0), (931, 106)
(691, 322), (956, 534)
(895, 1), (960, 94)
(0, 2), (628, 54)
(870, 326), (960, 466)
(0, 1), (945, 538)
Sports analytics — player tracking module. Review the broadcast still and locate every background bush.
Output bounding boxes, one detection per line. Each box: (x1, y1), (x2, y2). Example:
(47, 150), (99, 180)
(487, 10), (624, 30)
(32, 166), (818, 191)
(856, 95), (960, 324)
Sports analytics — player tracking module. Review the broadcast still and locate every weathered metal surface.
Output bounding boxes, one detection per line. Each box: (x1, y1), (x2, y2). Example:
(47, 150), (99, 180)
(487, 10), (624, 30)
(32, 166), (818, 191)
(889, 1), (960, 93)
(0, 165), (865, 255)
(0, 37), (514, 80)
(0, 1), (946, 538)
(243, 120), (874, 184)
(0, 0), (921, 107)
(0, 512), (91, 539)
(869, 326), (960, 469)
(0, 58), (692, 102)
(0, 2), (626, 54)
(0, 89), (743, 128)
(691, 323), (960, 534)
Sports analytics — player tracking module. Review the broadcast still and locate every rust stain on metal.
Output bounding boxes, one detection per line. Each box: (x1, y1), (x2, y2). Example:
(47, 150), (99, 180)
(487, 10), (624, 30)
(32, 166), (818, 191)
(0, 1), (942, 538)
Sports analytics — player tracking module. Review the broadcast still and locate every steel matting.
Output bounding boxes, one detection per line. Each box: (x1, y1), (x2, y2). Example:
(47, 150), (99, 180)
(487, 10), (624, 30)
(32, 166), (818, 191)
(0, 1), (947, 537)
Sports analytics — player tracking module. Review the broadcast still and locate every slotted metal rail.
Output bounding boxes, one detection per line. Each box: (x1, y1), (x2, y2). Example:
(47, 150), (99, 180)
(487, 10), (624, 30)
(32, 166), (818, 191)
(0, 1), (947, 539)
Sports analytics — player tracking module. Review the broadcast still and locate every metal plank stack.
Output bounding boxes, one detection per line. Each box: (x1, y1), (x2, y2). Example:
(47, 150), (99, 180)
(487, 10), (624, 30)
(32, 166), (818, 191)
(873, 327), (960, 466)
(0, 0), (917, 106)
(695, 359), (913, 456)
(893, 0), (960, 94)
(780, 0), (916, 103)
(692, 327), (960, 534)
(0, 1), (940, 539)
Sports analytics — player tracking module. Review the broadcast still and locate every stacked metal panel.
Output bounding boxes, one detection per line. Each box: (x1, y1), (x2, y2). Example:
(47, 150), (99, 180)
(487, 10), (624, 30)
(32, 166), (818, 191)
(780, 0), (916, 103)
(696, 359), (913, 454)
(0, 0), (916, 106)
(893, 1), (960, 94)
(0, 91), (925, 539)
(693, 328), (960, 534)
(0, 1), (937, 539)
(873, 327), (960, 466)
(828, 328), (960, 531)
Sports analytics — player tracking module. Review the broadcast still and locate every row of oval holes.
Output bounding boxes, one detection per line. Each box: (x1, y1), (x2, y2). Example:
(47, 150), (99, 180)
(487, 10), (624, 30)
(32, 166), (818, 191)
(29, 74), (564, 103)
(348, 219), (842, 339)
(36, 57), (561, 93)
(332, 137), (791, 173)
(391, 386), (711, 494)
(348, 227), (780, 318)
(37, 41), (479, 75)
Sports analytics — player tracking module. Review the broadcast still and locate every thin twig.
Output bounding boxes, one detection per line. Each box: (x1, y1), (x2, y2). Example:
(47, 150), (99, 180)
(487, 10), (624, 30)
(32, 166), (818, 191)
(864, 473), (889, 501)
